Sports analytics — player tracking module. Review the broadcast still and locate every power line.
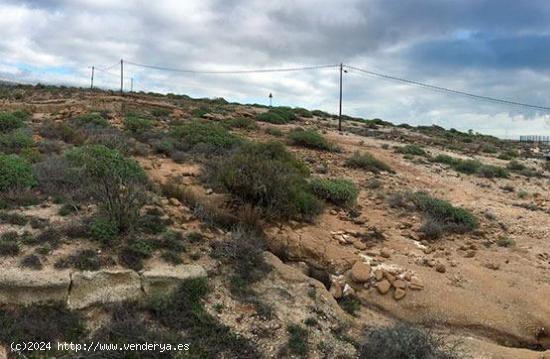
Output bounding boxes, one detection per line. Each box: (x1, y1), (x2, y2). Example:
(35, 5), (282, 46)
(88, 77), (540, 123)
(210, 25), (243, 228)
(124, 60), (339, 74)
(345, 65), (550, 112)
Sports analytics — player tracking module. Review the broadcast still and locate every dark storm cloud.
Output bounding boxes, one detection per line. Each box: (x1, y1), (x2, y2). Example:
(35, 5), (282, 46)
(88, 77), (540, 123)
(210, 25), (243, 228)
(1, 0), (550, 137)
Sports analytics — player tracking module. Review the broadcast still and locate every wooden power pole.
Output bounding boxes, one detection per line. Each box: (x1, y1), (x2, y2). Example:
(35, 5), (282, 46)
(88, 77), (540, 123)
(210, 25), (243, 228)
(120, 59), (124, 94)
(90, 66), (94, 90)
(338, 63), (343, 132)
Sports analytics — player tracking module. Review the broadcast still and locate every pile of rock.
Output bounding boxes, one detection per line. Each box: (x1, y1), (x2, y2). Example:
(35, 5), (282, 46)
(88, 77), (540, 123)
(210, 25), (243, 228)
(330, 259), (424, 302)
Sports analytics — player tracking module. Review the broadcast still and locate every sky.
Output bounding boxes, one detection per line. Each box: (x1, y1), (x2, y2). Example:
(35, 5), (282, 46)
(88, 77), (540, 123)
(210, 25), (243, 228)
(1, 0), (550, 138)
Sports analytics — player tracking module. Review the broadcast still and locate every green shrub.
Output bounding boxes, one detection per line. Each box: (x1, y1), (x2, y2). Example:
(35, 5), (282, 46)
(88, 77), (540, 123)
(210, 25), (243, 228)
(288, 128), (334, 151)
(293, 107), (313, 118)
(433, 154), (459, 165)
(208, 141), (323, 220)
(454, 159), (482, 174)
(411, 192), (478, 234)
(89, 217), (119, 243)
(498, 149), (517, 160)
(435, 156), (508, 178)
(123, 115), (153, 133)
(147, 278), (259, 357)
(191, 107), (209, 118)
(0, 154), (36, 191)
(338, 295), (361, 315)
(359, 323), (460, 359)
(309, 178), (358, 207)
(0, 128), (34, 153)
(170, 120), (241, 153)
(0, 304), (85, 350)
(478, 164), (509, 179)
(66, 145), (148, 231)
(151, 108), (171, 117)
(0, 112), (26, 133)
(265, 127), (284, 137)
(286, 324), (309, 357)
(257, 107), (296, 124)
(210, 228), (270, 283)
(496, 237), (516, 248)
(224, 117), (258, 130)
(72, 113), (109, 128)
(506, 160), (525, 171)
(481, 144), (498, 153)
(345, 151), (393, 173)
(395, 144), (427, 156)
(55, 249), (101, 271)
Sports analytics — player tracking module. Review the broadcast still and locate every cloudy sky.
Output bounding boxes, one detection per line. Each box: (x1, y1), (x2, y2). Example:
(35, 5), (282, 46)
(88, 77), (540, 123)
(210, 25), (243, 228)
(1, 0), (550, 138)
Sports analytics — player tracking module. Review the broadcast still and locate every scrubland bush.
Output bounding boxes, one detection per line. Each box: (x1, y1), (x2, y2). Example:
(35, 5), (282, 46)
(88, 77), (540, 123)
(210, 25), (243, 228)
(0, 111), (26, 133)
(293, 107), (313, 118)
(170, 120), (241, 154)
(265, 127), (284, 136)
(210, 228), (270, 283)
(309, 178), (358, 207)
(123, 114), (153, 133)
(39, 121), (86, 144)
(395, 144), (427, 156)
(359, 323), (460, 359)
(411, 191), (478, 236)
(71, 113), (109, 129)
(288, 128), (334, 151)
(498, 149), (517, 160)
(345, 151), (393, 173)
(434, 155), (509, 178)
(224, 117), (258, 130)
(257, 107), (296, 124)
(66, 145), (148, 232)
(0, 154), (36, 192)
(208, 141), (323, 220)
(0, 127), (34, 154)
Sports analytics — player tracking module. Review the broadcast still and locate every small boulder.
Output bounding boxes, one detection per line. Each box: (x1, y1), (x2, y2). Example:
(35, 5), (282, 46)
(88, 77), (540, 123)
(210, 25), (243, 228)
(330, 282), (343, 299)
(435, 263), (446, 273)
(350, 262), (371, 283)
(394, 288), (406, 300)
(375, 279), (391, 295)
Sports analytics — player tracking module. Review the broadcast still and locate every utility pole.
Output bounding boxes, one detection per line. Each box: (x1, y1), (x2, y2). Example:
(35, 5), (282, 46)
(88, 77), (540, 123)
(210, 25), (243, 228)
(90, 66), (94, 90)
(120, 59), (124, 94)
(338, 63), (343, 132)
(269, 93), (273, 107)
(131, 77), (133, 93)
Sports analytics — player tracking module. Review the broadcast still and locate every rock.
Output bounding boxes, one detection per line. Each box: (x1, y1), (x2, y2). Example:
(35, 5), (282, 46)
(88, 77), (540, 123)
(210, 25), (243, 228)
(68, 270), (142, 309)
(435, 263), (446, 273)
(0, 270), (70, 305)
(409, 277), (424, 290)
(168, 197), (181, 206)
(464, 250), (476, 258)
(392, 279), (407, 289)
(141, 264), (207, 295)
(353, 241), (367, 250)
(289, 262), (309, 276)
(383, 271), (396, 283)
(380, 249), (391, 258)
(485, 262), (500, 270)
(375, 279), (391, 294)
(350, 261), (371, 283)
(330, 282), (343, 299)
(343, 283), (355, 296)
(374, 269), (384, 281)
(394, 288), (406, 300)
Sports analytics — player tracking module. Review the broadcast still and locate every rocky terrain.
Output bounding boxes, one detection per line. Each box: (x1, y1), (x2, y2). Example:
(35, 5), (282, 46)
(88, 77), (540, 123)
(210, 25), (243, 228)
(0, 83), (549, 358)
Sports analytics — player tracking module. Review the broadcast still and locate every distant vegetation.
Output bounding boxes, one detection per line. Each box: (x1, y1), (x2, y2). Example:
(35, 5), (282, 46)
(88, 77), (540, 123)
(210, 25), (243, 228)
(288, 128), (336, 151)
(433, 155), (509, 179)
(345, 151), (394, 173)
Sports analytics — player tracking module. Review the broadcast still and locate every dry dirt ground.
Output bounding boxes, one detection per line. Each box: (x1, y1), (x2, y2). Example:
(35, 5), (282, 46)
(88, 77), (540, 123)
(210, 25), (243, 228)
(0, 87), (549, 358)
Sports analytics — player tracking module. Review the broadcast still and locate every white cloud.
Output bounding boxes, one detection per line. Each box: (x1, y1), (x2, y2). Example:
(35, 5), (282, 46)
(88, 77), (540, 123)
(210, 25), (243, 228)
(0, 0), (550, 138)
